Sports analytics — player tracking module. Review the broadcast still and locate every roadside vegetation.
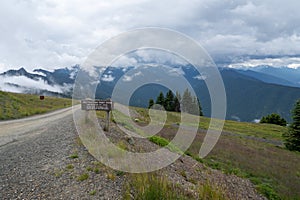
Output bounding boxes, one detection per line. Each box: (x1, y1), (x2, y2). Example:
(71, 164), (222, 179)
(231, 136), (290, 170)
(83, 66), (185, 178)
(112, 106), (300, 199)
(0, 91), (72, 120)
(13, 90), (295, 199)
(124, 173), (227, 200)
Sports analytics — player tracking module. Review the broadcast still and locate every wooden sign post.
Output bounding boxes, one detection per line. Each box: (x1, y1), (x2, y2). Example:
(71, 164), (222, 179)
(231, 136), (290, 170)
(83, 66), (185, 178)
(81, 99), (113, 132)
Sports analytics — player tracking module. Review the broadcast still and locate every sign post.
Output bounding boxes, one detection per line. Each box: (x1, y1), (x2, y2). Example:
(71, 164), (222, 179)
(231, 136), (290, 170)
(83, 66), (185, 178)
(81, 99), (113, 131)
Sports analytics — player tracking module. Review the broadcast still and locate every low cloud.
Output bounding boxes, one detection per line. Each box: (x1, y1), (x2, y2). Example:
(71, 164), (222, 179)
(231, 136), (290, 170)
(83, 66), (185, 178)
(253, 119), (261, 123)
(193, 75), (207, 80)
(122, 71), (142, 82)
(0, 75), (70, 94)
(228, 56), (300, 69)
(101, 74), (115, 82)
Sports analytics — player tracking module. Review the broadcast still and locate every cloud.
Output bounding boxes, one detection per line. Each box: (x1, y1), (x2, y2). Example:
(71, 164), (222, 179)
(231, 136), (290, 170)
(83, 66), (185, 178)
(112, 55), (138, 67)
(0, 0), (300, 72)
(168, 67), (185, 76)
(0, 75), (68, 93)
(101, 74), (115, 82)
(228, 56), (300, 69)
(253, 119), (261, 123)
(122, 71), (142, 82)
(193, 75), (207, 80)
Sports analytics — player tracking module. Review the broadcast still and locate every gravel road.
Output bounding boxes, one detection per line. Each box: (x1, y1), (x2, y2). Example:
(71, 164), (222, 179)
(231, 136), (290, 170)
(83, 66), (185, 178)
(0, 106), (266, 199)
(0, 106), (124, 199)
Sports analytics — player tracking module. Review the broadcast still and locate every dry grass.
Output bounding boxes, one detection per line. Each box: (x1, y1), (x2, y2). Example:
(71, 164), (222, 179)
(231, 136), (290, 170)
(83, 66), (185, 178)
(129, 106), (300, 199)
(124, 173), (227, 200)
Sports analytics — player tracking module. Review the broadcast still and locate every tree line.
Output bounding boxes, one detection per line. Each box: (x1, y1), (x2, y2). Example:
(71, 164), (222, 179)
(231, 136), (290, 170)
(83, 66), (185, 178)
(148, 89), (203, 116)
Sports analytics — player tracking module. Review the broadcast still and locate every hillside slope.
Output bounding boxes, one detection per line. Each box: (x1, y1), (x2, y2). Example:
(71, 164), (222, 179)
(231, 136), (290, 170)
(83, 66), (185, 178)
(0, 91), (72, 120)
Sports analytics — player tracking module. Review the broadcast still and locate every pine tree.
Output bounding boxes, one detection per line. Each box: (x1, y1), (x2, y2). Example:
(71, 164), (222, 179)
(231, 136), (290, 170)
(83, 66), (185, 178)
(156, 92), (165, 107)
(284, 100), (300, 151)
(181, 89), (192, 113)
(165, 90), (175, 111)
(180, 89), (203, 116)
(194, 96), (203, 116)
(174, 91), (181, 112)
(148, 99), (154, 109)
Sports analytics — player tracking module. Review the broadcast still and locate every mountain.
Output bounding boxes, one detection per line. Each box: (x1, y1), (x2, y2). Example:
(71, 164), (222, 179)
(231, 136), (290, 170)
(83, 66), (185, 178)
(0, 66), (79, 97)
(235, 69), (299, 88)
(2, 65), (300, 122)
(249, 66), (300, 86)
(216, 68), (300, 121)
(118, 66), (300, 122)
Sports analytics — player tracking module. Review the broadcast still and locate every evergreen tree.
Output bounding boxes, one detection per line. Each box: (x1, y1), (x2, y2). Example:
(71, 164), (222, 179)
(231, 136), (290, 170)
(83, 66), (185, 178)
(174, 91), (181, 112)
(165, 90), (175, 111)
(284, 100), (300, 151)
(181, 89), (192, 113)
(180, 89), (203, 116)
(260, 113), (287, 126)
(148, 99), (154, 109)
(194, 96), (203, 116)
(149, 89), (203, 115)
(156, 92), (165, 107)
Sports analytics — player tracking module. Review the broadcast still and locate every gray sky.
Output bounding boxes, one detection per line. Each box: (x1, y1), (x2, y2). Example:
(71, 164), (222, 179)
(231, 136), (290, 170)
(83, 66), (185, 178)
(1, 0), (300, 72)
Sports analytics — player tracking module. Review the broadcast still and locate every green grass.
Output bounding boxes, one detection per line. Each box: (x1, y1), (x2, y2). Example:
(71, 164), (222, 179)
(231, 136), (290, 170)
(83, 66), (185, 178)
(124, 173), (227, 200)
(66, 164), (74, 170)
(77, 173), (89, 181)
(148, 135), (183, 154)
(69, 153), (79, 159)
(134, 106), (286, 141)
(0, 91), (72, 120)
(126, 106), (300, 199)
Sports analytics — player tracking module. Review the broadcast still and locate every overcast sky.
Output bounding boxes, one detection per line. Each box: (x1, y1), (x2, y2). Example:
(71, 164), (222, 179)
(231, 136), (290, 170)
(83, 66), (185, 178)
(1, 0), (300, 72)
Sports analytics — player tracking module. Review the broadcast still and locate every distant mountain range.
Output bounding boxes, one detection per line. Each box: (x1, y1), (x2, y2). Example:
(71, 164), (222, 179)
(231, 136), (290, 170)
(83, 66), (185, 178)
(236, 66), (300, 88)
(0, 66), (79, 97)
(1, 64), (300, 122)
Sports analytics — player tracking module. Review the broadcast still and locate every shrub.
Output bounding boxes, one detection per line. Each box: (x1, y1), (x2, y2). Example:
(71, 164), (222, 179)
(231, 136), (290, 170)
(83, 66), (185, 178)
(260, 113), (287, 126)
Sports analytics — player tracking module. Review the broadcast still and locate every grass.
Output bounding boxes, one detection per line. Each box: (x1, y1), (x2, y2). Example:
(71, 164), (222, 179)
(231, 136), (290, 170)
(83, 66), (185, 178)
(126, 106), (300, 199)
(69, 153), (79, 159)
(77, 173), (89, 181)
(54, 169), (64, 178)
(135, 107), (286, 141)
(148, 135), (184, 154)
(197, 181), (227, 200)
(107, 172), (116, 181)
(124, 173), (227, 200)
(66, 164), (74, 170)
(0, 91), (72, 120)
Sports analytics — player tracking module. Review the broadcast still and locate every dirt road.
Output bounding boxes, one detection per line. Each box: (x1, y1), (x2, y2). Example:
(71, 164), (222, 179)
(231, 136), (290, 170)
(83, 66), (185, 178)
(0, 106), (124, 199)
(0, 106), (79, 147)
(0, 106), (266, 199)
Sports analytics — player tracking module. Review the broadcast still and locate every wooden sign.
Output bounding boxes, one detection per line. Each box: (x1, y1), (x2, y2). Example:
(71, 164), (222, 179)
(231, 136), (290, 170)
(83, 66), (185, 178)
(40, 96), (45, 100)
(81, 99), (113, 111)
(81, 99), (113, 132)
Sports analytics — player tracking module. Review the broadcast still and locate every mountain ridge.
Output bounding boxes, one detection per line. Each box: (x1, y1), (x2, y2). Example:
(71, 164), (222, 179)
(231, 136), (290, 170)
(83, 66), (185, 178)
(1, 65), (300, 122)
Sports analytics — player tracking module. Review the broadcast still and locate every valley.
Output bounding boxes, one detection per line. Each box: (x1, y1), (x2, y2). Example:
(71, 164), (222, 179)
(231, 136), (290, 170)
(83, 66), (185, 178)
(2, 65), (300, 122)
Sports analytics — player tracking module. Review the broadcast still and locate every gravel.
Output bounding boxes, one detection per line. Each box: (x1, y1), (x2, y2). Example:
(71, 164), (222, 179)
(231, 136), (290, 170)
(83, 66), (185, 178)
(0, 114), (124, 199)
(0, 109), (267, 199)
